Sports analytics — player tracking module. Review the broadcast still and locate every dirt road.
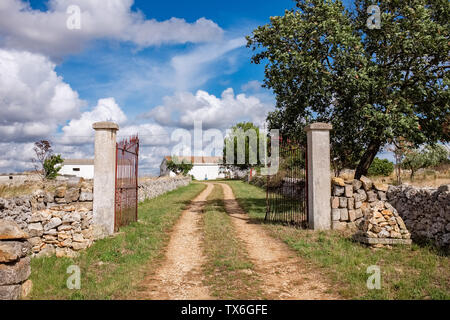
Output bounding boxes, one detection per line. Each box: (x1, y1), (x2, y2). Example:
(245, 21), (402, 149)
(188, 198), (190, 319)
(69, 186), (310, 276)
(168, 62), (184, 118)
(138, 183), (213, 300)
(138, 182), (336, 300)
(218, 183), (337, 300)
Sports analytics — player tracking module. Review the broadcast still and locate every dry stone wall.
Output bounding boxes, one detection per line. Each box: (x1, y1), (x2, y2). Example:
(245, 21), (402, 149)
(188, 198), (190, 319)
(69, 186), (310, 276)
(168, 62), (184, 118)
(331, 176), (411, 245)
(387, 184), (450, 249)
(0, 176), (192, 259)
(0, 178), (95, 258)
(0, 220), (32, 300)
(138, 176), (191, 203)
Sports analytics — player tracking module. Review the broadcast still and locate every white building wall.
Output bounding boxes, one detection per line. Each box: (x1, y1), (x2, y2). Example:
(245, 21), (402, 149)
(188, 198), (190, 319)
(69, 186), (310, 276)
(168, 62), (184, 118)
(59, 165), (94, 179)
(188, 165), (225, 180)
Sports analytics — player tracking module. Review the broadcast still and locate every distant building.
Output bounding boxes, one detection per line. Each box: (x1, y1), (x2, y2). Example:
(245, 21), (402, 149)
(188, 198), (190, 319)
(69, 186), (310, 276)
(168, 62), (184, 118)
(160, 156), (228, 180)
(59, 159), (94, 179)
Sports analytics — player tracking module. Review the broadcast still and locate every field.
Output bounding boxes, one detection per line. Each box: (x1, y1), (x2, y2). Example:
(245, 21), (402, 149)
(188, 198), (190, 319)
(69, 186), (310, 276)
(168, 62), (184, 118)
(225, 180), (450, 300)
(26, 183), (205, 299)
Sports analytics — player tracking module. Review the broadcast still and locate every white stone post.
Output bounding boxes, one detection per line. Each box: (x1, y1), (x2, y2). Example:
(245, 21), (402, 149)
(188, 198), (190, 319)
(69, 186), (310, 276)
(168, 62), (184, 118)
(305, 123), (333, 230)
(92, 121), (119, 236)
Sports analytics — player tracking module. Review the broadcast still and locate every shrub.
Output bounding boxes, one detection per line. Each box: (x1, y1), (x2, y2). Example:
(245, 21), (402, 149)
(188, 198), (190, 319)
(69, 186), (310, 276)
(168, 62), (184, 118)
(43, 154), (64, 179)
(368, 158), (394, 177)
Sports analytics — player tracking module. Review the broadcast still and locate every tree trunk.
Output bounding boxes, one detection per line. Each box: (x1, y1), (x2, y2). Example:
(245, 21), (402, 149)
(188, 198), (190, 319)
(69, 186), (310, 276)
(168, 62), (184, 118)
(354, 139), (382, 179)
(410, 170), (415, 181)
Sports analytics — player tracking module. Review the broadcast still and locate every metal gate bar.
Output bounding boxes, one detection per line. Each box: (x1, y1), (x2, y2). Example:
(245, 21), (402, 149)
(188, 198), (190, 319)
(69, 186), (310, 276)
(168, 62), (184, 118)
(265, 138), (308, 227)
(115, 135), (139, 232)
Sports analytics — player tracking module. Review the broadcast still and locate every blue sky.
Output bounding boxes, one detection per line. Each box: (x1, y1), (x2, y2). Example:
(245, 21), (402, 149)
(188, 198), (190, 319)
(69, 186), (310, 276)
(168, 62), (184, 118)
(0, 0), (391, 174)
(53, 0), (297, 119)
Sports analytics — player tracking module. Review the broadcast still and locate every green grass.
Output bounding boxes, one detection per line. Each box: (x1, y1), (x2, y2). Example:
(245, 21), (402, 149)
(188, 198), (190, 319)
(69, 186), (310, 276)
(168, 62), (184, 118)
(27, 182), (206, 300)
(224, 180), (450, 300)
(201, 184), (263, 299)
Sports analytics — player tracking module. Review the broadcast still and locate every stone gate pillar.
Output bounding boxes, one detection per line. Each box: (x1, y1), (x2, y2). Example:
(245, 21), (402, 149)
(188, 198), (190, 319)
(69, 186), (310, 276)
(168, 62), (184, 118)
(305, 123), (333, 230)
(92, 121), (119, 236)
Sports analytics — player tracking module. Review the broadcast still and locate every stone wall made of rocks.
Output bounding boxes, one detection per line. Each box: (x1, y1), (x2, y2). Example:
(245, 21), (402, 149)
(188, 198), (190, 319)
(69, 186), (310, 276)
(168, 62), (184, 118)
(0, 220), (32, 300)
(0, 179), (95, 258)
(138, 176), (191, 203)
(331, 176), (411, 245)
(387, 184), (450, 249)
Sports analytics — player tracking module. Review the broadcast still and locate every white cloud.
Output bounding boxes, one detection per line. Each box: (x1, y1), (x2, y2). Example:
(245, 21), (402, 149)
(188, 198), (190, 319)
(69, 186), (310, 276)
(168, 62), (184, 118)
(0, 142), (36, 173)
(120, 123), (169, 147)
(0, 49), (83, 142)
(59, 98), (171, 148)
(59, 97), (127, 145)
(241, 80), (263, 92)
(0, 0), (223, 59)
(145, 88), (274, 129)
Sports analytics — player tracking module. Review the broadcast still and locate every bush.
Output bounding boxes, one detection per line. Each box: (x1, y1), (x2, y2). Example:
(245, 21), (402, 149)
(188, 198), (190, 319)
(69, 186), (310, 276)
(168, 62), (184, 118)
(368, 158), (394, 177)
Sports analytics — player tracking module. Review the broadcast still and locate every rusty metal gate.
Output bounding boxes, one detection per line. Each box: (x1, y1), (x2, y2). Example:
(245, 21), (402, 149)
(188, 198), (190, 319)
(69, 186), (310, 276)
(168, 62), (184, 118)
(115, 135), (139, 232)
(266, 138), (308, 227)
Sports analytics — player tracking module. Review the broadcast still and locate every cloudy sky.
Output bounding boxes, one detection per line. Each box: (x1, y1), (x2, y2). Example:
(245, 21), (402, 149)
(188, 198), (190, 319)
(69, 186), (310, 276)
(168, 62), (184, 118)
(0, 0), (356, 175)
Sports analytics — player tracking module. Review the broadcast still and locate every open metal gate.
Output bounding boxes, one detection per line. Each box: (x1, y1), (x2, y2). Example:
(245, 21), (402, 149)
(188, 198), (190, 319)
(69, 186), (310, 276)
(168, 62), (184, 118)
(266, 138), (308, 227)
(115, 135), (139, 232)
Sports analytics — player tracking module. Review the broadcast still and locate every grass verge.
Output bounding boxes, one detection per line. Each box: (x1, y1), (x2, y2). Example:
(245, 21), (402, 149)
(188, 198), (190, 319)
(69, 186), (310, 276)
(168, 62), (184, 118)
(27, 182), (206, 300)
(201, 184), (263, 299)
(224, 180), (450, 300)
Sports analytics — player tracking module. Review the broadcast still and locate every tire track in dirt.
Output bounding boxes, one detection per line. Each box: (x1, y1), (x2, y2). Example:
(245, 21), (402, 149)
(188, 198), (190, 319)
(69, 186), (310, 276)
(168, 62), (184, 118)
(137, 183), (214, 300)
(218, 183), (338, 300)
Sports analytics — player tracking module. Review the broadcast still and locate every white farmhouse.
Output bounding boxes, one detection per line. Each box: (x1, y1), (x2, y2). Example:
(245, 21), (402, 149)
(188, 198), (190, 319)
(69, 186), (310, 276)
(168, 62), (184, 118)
(160, 156), (227, 180)
(59, 159), (94, 179)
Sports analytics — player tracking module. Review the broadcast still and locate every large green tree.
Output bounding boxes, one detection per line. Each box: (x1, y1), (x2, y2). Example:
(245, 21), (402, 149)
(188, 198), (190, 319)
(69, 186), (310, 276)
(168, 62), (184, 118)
(223, 122), (263, 170)
(247, 0), (449, 178)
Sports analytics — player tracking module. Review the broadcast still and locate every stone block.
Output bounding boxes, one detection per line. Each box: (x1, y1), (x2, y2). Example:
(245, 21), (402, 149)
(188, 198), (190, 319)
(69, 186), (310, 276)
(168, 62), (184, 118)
(0, 220), (28, 240)
(28, 237), (42, 247)
(331, 197), (339, 209)
(355, 209), (363, 219)
(332, 177), (345, 187)
(0, 241), (31, 263)
(347, 198), (355, 210)
(367, 191), (378, 202)
(44, 217), (62, 231)
(373, 182), (389, 192)
(35, 244), (55, 258)
(71, 241), (88, 251)
(0, 256), (31, 286)
(352, 179), (362, 191)
(21, 280), (32, 298)
(27, 223), (43, 237)
(79, 192), (93, 202)
(55, 187), (66, 198)
(0, 284), (21, 300)
(355, 189), (367, 202)
(348, 210), (356, 222)
(334, 186), (345, 196)
(339, 197), (347, 208)
(378, 191), (387, 201)
(332, 209), (340, 221)
(360, 176), (373, 191)
(344, 184), (353, 197)
(332, 221), (347, 231)
(340, 208), (349, 221)
(353, 234), (412, 245)
(55, 198), (66, 204)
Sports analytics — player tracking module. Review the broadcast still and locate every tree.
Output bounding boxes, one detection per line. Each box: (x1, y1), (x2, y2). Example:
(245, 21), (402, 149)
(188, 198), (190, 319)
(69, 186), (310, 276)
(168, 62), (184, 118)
(166, 156), (194, 176)
(367, 157), (395, 177)
(386, 137), (413, 185)
(223, 122), (264, 171)
(32, 140), (64, 180)
(43, 155), (64, 180)
(402, 144), (449, 179)
(247, 0), (450, 178)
